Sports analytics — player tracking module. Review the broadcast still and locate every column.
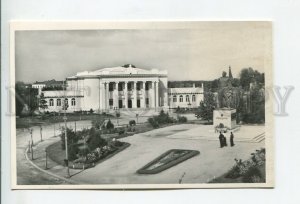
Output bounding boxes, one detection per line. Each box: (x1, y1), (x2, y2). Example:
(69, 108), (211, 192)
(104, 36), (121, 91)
(124, 82), (128, 108)
(140, 81), (145, 108)
(132, 81), (137, 108)
(151, 81), (155, 108)
(104, 82), (108, 110)
(113, 82), (119, 109)
(155, 81), (159, 107)
(99, 81), (104, 110)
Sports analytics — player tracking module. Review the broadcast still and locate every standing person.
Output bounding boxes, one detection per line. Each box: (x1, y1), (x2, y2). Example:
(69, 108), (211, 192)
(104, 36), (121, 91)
(219, 132), (224, 148)
(230, 132), (235, 147)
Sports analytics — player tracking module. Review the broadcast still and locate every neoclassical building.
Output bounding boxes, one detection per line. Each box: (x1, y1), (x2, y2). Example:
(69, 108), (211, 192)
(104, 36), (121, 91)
(39, 64), (204, 113)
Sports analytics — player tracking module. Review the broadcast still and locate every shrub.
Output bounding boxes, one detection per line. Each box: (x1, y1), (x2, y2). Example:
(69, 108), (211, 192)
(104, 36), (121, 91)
(68, 144), (79, 161)
(242, 166), (263, 183)
(129, 120), (136, 126)
(118, 129), (125, 135)
(148, 118), (159, 128)
(177, 116), (187, 123)
(89, 108), (94, 114)
(87, 128), (107, 150)
(106, 119), (114, 129)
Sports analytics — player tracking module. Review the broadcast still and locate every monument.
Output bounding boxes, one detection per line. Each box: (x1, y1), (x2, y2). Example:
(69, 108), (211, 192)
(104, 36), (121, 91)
(213, 108), (237, 130)
(214, 67), (238, 130)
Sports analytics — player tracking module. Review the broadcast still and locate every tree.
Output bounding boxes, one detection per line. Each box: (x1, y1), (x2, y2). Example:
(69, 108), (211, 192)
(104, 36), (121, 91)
(222, 71), (227, 77)
(240, 67), (264, 90)
(39, 93), (48, 111)
(195, 92), (216, 122)
(15, 82), (39, 116)
(106, 119), (114, 129)
(228, 66), (233, 78)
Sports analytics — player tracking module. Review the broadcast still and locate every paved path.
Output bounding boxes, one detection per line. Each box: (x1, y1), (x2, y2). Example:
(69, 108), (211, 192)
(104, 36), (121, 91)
(16, 120), (92, 185)
(71, 124), (264, 184)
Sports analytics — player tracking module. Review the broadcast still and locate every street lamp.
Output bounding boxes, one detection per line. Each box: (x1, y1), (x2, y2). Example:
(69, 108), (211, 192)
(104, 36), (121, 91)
(63, 80), (70, 177)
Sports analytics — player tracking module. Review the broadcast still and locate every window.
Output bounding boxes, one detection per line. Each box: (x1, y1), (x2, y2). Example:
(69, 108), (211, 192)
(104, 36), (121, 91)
(109, 83), (114, 91)
(71, 98), (76, 106)
(137, 82), (141, 91)
(64, 98), (68, 105)
(57, 99), (61, 106)
(186, 95), (189, 102)
(192, 95), (196, 102)
(49, 99), (54, 106)
(179, 95), (183, 102)
(109, 99), (113, 107)
(173, 95), (177, 102)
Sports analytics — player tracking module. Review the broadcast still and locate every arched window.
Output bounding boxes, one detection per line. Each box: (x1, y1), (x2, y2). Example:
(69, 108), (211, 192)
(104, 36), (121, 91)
(192, 95), (196, 102)
(57, 99), (61, 106)
(71, 98), (76, 106)
(173, 95), (177, 102)
(64, 98), (68, 105)
(49, 99), (54, 106)
(186, 95), (189, 102)
(179, 95), (183, 102)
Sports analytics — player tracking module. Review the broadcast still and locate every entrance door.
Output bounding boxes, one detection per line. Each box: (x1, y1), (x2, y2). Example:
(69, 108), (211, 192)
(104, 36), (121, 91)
(137, 99), (141, 108)
(128, 99), (132, 108)
(119, 100), (123, 108)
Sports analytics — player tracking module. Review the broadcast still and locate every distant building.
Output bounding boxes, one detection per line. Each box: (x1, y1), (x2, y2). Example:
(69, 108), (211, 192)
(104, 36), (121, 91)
(32, 79), (64, 95)
(168, 83), (204, 109)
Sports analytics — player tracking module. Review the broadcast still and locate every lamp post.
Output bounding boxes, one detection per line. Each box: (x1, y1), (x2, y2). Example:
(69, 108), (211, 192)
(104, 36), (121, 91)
(40, 125), (43, 142)
(29, 128), (33, 160)
(63, 80), (70, 177)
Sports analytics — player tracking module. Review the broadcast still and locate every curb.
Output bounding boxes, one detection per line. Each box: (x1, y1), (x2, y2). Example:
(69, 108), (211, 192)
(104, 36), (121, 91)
(24, 146), (79, 185)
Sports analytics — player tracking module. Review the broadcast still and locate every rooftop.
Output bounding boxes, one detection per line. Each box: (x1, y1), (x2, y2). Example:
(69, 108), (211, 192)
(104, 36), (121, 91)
(67, 64), (168, 79)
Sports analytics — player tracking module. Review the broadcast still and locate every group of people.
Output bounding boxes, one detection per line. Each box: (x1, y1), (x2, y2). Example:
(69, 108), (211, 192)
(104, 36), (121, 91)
(219, 131), (235, 148)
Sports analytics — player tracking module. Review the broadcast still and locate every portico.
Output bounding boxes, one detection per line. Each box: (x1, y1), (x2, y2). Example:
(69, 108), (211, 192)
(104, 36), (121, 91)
(103, 80), (159, 110)
(60, 64), (168, 113)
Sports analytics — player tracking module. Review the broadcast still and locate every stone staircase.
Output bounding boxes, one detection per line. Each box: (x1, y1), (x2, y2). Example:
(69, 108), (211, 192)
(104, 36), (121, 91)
(250, 132), (265, 143)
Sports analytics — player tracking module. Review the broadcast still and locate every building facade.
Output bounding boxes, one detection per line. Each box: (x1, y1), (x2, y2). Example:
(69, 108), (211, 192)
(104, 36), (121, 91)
(41, 65), (170, 113)
(39, 65), (204, 113)
(168, 83), (204, 109)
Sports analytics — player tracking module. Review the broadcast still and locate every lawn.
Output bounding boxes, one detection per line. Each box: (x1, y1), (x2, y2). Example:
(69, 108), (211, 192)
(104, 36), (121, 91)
(16, 113), (113, 129)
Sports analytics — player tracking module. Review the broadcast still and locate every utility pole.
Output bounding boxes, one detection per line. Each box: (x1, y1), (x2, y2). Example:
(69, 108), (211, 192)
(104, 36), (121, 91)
(29, 128), (34, 160)
(54, 122), (56, 137)
(63, 80), (70, 177)
(40, 126), (43, 142)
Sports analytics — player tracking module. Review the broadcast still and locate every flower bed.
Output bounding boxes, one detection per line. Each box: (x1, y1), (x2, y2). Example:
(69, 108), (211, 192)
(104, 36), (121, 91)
(47, 140), (130, 170)
(137, 149), (200, 174)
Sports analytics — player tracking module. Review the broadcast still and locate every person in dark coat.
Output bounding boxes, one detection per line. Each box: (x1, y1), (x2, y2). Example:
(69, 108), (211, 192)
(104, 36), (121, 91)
(219, 132), (224, 148)
(230, 132), (235, 147)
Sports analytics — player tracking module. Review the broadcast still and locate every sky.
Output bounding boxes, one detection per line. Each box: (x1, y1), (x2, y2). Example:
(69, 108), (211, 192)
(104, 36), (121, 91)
(15, 22), (271, 83)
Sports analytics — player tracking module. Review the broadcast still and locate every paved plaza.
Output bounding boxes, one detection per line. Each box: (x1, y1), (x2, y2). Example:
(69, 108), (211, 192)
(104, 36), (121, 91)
(16, 119), (265, 185)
